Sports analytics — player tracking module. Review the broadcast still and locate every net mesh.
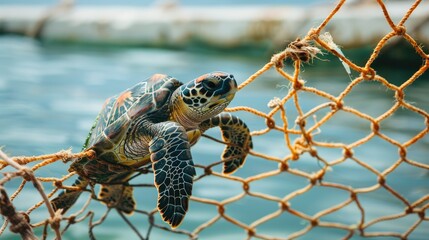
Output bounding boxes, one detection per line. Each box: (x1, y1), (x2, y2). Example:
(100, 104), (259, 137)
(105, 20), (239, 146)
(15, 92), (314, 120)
(1, 0), (428, 239)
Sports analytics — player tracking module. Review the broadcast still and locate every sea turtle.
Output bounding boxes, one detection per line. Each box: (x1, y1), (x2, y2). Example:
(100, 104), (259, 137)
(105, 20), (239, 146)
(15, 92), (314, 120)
(51, 72), (253, 228)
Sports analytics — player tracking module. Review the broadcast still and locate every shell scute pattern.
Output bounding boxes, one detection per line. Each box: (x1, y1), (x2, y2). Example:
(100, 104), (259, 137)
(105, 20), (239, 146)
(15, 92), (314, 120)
(104, 114), (130, 142)
(89, 74), (177, 149)
(103, 82), (147, 135)
(88, 75), (180, 159)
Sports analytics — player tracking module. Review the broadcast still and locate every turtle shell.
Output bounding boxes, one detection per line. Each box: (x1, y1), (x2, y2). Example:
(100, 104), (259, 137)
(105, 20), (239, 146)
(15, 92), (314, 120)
(71, 74), (183, 182)
(87, 74), (182, 148)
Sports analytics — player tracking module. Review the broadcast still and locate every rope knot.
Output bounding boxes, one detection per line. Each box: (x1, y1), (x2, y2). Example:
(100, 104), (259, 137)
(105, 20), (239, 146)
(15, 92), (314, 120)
(271, 39), (321, 67)
(361, 68), (376, 80)
(395, 26), (406, 35)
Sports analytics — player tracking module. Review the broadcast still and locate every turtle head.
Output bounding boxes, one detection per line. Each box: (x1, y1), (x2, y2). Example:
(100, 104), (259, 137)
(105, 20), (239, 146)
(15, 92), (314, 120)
(171, 72), (237, 128)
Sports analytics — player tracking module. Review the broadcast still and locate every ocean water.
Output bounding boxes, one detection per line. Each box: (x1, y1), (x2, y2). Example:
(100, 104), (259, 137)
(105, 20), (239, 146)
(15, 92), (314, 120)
(0, 36), (428, 239)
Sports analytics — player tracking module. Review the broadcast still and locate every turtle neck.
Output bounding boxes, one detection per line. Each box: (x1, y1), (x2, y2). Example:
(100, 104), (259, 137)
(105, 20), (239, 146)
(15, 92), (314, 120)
(169, 90), (200, 130)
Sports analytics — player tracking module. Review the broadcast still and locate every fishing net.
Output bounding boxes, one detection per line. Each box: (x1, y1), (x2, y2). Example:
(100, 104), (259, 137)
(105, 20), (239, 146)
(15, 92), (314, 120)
(1, 0), (428, 239)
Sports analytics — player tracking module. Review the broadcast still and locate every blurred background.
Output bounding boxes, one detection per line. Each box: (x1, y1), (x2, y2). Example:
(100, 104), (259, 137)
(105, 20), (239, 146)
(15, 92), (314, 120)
(0, 0), (428, 239)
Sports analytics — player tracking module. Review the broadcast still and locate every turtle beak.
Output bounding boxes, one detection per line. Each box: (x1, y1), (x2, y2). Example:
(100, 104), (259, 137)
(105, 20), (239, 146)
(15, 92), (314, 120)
(206, 74), (237, 109)
(220, 78), (237, 102)
(229, 77), (238, 92)
(225, 92), (235, 102)
(208, 90), (235, 110)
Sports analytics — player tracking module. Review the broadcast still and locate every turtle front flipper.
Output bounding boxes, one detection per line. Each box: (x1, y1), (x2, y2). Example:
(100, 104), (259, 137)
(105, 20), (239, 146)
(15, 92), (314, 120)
(146, 121), (196, 228)
(200, 112), (253, 174)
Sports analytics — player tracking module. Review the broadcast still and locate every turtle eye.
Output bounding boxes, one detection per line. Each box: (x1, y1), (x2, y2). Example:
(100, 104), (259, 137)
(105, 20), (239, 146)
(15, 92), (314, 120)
(202, 78), (219, 91)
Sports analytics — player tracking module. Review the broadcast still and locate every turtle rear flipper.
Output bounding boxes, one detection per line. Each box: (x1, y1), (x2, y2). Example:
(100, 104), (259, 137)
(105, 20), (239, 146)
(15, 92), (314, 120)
(99, 184), (136, 214)
(51, 176), (88, 213)
(200, 112), (253, 174)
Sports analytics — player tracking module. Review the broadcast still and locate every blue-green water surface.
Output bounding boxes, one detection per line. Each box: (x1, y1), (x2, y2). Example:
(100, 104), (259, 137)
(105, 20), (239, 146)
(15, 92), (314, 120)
(0, 36), (428, 240)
